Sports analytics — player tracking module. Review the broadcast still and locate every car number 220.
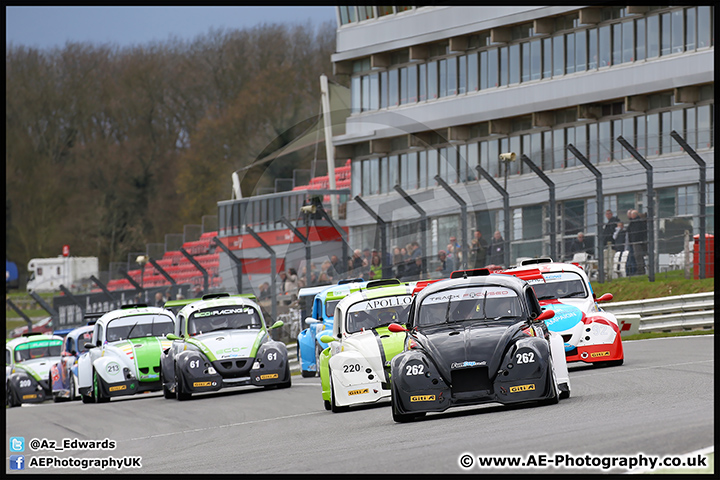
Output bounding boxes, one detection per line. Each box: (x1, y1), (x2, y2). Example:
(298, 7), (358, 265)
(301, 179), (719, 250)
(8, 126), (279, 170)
(405, 364), (424, 376)
(343, 364), (361, 373)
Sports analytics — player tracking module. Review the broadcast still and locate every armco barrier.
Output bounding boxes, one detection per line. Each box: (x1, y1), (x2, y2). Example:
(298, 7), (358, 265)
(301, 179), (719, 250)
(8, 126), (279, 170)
(601, 292), (714, 333)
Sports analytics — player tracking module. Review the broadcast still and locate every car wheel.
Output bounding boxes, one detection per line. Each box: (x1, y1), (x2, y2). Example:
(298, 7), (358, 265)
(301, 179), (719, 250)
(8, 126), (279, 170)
(161, 370), (175, 399)
(559, 382), (571, 400)
(540, 357), (559, 406)
(6, 381), (20, 408)
(175, 364), (191, 401)
(276, 364), (292, 389)
(324, 399), (331, 411)
(301, 370), (315, 378)
(93, 370), (109, 403)
(314, 342), (323, 377)
(597, 358), (624, 367)
(69, 375), (77, 401)
(391, 382), (420, 423)
(52, 373), (63, 403)
(329, 370), (348, 413)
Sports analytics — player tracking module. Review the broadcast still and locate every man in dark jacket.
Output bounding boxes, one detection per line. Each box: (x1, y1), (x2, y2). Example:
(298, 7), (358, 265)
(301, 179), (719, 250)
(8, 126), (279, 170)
(601, 210), (620, 247)
(627, 209), (647, 275)
(488, 230), (505, 266)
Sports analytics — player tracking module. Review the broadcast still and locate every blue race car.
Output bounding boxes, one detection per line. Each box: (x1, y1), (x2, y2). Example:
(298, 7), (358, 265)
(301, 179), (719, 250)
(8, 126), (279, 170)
(50, 324), (95, 402)
(296, 279), (366, 377)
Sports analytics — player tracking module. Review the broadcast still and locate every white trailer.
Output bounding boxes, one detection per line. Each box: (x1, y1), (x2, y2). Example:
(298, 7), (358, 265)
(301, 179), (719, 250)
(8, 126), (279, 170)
(26, 256), (99, 293)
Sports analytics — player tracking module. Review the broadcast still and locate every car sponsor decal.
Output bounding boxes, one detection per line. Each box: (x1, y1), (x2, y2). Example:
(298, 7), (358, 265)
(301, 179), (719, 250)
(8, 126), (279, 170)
(451, 360), (486, 369)
(590, 351), (610, 358)
(348, 388), (369, 396)
(194, 307), (253, 318)
(260, 373), (278, 380)
(509, 384), (535, 393)
(22, 394), (38, 400)
(543, 303), (583, 333)
(410, 395), (435, 402)
(423, 286), (518, 305)
(193, 381), (212, 387)
(109, 385), (126, 392)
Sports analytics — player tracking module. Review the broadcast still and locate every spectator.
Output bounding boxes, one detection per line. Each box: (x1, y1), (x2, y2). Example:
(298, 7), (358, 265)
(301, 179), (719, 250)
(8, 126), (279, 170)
(154, 291), (166, 307)
(602, 210), (620, 247)
(192, 285), (203, 299)
(316, 272), (331, 286)
(569, 232), (592, 257)
(284, 268), (299, 298)
(362, 248), (373, 275)
(627, 209), (647, 275)
(612, 222), (629, 253)
(369, 254), (383, 280)
(449, 236), (461, 252)
(351, 249), (364, 273)
(327, 255), (342, 280)
(488, 230), (505, 266)
(258, 282), (271, 301)
(436, 250), (454, 276)
(278, 270), (287, 294)
(470, 230), (488, 268)
(392, 247), (406, 279)
(404, 254), (421, 280)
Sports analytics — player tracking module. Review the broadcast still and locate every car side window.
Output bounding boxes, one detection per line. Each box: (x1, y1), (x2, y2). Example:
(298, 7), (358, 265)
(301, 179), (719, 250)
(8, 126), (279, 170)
(6, 348), (11, 365)
(96, 325), (104, 346)
(178, 314), (186, 336)
(66, 336), (75, 353)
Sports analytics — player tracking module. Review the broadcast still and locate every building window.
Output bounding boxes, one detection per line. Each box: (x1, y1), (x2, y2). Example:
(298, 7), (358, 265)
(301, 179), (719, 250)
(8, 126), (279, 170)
(378, 6), (394, 17)
(622, 20), (634, 62)
(427, 60), (438, 99)
(636, 18), (646, 61)
(408, 65), (418, 103)
(697, 104), (712, 149)
(380, 71), (388, 108)
(427, 149), (438, 187)
(468, 52), (478, 91)
(361, 75), (370, 112)
(685, 7), (696, 51)
(399, 67), (408, 105)
(575, 30), (587, 72)
(458, 55), (467, 94)
(509, 44), (520, 84)
(671, 9), (684, 54)
(553, 35), (564, 76)
(447, 56), (458, 96)
(612, 23), (623, 65)
(418, 150), (428, 189)
(418, 63), (427, 102)
(661, 13), (671, 56)
(521, 42), (531, 82)
(380, 157), (389, 194)
(480, 51), (488, 89)
(599, 25), (611, 67)
(369, 73), (379, 110)
(530, 39), (542, 80)
(646, 113), (660, 156)
(389, 69), (399, 106)
(553, 128), (565, 169)
(351, 76), (361, 114)
(588, 28), (598, 69)
(499, 46), (509, 86)
(697, 6), (711, 48)
(647, 15), (660, 58)
(389, 155), (399, 190)
(439, 58), (448, 97)
(488, 48), (498, 87)
(467, 142), (478, 181)
(565, 33), (575, 74)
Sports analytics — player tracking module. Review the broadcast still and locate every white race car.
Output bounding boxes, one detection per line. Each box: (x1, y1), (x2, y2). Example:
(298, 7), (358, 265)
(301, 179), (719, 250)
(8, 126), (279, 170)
(77, 304), (175, 403)
(501, 258), (624, 366)
(6, 333), (63, 407)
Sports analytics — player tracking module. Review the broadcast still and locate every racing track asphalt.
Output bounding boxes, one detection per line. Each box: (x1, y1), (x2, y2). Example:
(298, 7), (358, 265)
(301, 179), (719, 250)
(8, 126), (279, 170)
(5, 335), (714, 474)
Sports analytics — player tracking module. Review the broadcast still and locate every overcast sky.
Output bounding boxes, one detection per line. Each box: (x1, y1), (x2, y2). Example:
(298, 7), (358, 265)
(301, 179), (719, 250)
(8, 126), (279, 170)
(6, 6), (337, 50)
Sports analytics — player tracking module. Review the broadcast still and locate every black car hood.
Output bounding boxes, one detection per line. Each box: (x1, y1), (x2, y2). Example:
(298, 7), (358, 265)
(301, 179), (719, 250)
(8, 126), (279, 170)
(416, 319), (524, 381)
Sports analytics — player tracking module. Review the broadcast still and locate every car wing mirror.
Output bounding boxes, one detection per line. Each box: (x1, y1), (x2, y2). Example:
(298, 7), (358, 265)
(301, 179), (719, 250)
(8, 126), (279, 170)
(268, 320), (284, 330)
(84, 343), (96, 350)
(387, 323), (408, 333)
(305, 317), (320, 326)
(320, 335), (336, 344)
(536, 309), (555, 323)
(596, 293), (613, 302)
(166, 333), (180, 341)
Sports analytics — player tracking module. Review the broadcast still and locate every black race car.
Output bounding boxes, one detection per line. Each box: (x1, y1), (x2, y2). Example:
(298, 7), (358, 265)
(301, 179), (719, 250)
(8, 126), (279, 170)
(388, 269), (569, 422)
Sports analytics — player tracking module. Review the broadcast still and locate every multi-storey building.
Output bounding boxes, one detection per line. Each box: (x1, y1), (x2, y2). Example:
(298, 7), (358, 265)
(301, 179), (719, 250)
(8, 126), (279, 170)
(333, 5), (713, 264)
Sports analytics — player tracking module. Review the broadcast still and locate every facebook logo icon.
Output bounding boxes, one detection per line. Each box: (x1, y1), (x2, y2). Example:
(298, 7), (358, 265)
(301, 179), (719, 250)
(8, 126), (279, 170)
(10, 455), (25, 470)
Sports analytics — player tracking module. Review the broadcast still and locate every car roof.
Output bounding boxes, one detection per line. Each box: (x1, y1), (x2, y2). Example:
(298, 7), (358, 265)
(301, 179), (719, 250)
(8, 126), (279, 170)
(176, 294), (263, 319)
(415, 273), (529, 303)
(95, 305), (173, 326)
(505, 261), (589, 279)
(6, 333), (64, 350)
(334, 284), (415, 336)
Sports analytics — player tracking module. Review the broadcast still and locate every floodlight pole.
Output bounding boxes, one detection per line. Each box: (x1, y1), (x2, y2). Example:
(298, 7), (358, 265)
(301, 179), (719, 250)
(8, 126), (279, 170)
(394, 184), (428, 276)
(246, 225), (277, 323)
(567, 144), (605, 283)
(434, 175), (468, 269)
(520, 154), (557, 261)
(354, 195), (390, 278)
(617, 135), (655, 282)
(475, 165), (511, 268)
(670, 130), (706, 279)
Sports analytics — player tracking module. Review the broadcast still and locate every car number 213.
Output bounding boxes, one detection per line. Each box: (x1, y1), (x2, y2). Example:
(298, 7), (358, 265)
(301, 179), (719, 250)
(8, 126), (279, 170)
(405, 364), (424, 376)
(515, 352), (535, 364)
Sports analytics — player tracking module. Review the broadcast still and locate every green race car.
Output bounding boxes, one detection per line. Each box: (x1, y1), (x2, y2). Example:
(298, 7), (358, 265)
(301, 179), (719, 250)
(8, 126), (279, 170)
(160, 293), (289, 400)
(6, 333), (64, 407)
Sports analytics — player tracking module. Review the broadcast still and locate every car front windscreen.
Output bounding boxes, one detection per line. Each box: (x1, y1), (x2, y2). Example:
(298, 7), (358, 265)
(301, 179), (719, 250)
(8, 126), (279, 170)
(76, 332), (94, 353)
(345, 295), (413, 334)
(531, 272), (589, 300)
(417, 286), (523, 327)
(105, 315), (174, 342)
(14, 339), (63, 362)
(188, 305), (262, 335)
